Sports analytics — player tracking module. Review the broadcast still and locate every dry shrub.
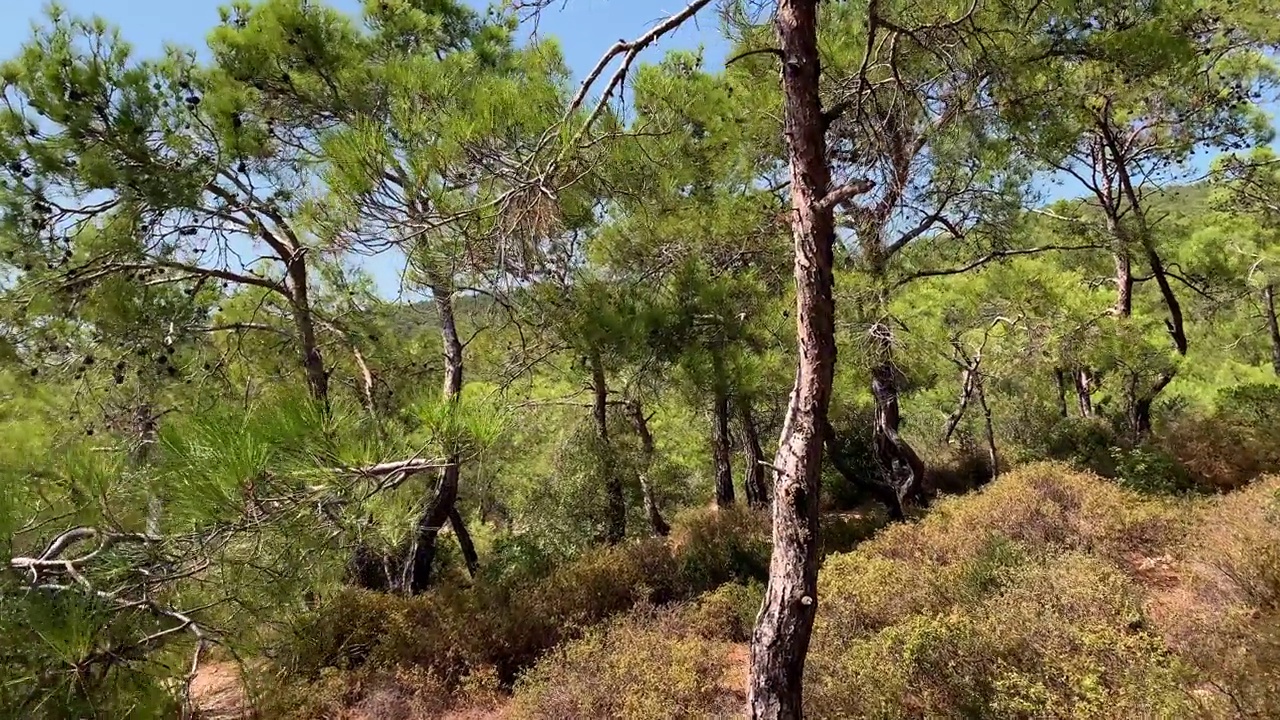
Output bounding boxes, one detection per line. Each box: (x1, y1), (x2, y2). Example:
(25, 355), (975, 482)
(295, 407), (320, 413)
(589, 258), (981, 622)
(1158, 385), (1280, 491)
(1152, 477), (1280, 716)
(273, 507), (771, 714)
(808, 553), (1196, 719)
(510, 608), (735, 720)
(807, 464), (1200, 718)
(865, 462), (1184, 568)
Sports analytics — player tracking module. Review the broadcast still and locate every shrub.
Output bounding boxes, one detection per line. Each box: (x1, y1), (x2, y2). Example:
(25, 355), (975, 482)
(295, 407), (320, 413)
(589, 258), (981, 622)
(1153, 477), (1280, 716)
(823, 403), (882, 510)
(668, 505), (771, 592)
(273, 506), (771, 712)
(510, 609), (735, 720)
(682, 581), (765, 642)
(1111, 443), (1197, 496)
(808, 552), (1197, 719)
(860, 463), (1184, 569)
(1040, 418), (1122, 477)
(924, 442), (994, 496)
(1157, 385), (1280, 491)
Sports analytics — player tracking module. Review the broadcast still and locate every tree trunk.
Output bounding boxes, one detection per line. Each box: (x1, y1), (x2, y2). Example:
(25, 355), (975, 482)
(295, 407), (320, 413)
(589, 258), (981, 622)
(627, 399), (670, 537)
(405, 281), (464, 593)
(824, 420), (903, 520)
(1074, 368), (1094, 418)
(976, 374), (998, 481)
(592, 352), (626, 544)
(739, 399), (770, 509)
(1266, 285), (1280, 376)
(448, 506), (479, 579)
(712, 382), (736, 508)
(943, 366), (976, 445)
(284, 255), (329, 406)
(1099, 117), (1187, 439)
(869, 322), (926, 515)
(130, 404), (161, 535)
(749, 1), (839, 715)
(1053, 368), (1069, 418)
(1112, 248), (1133, 318)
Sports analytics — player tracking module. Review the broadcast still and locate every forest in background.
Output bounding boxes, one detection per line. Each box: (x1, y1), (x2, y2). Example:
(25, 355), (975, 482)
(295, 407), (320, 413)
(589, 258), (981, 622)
(2, 0), (1280, 717)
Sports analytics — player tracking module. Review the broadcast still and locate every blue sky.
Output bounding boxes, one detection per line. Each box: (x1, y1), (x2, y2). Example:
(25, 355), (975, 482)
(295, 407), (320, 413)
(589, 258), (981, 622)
(1, 0), (727, 297)
(0, 1), (728, 80)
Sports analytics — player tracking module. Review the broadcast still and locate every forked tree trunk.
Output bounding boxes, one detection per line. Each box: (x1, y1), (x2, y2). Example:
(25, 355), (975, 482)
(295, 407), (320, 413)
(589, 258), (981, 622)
(869, 322), (926, 515)
(1100, 119), (1187, 440)
(592, 352), (626, 544)
(739, 399), (770, 509)
(749, 1), (841, 715)
(627, 399), (670, 537)
(712, 383), (736, 507)
(406, 280), (464, 593)
(1266, 285), (1280, 376)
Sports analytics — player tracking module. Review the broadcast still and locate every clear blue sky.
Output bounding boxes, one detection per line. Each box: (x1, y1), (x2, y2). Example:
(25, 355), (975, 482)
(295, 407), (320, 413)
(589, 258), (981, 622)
(0, 1), (728, 80)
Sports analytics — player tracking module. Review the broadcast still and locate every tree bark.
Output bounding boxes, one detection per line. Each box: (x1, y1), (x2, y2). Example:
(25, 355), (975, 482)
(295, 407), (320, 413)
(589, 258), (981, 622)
(1053, 368), (1069, 418)
(405, 280), (464, 593)
(749, 1), (841, 715)
(627, 399), (670, 537)
(943, 366), (976, 445)
(712, 382), (736, 508)
(739, 399), (770, 509)
(284, 253), (329, 406)
(976, 374), (998, 481)
(1074, 368), (1094, 418)
(869, 322), (926, 515)
(592, 352), (626, 544)
(1266, 285), (1280, 376)
(448, 506), (479, 579)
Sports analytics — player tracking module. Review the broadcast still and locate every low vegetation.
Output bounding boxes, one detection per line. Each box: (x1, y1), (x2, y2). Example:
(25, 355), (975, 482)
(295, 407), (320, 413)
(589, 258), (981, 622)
(3, 0), (1280, 716)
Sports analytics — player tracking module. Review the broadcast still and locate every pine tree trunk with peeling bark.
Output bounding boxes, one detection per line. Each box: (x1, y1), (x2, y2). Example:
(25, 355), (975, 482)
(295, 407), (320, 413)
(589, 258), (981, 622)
(748, 0), (848, 715)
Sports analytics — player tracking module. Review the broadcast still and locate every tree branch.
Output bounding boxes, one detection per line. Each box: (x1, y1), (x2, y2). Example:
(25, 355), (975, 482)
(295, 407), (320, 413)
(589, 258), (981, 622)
(893, 244), (1105, 289)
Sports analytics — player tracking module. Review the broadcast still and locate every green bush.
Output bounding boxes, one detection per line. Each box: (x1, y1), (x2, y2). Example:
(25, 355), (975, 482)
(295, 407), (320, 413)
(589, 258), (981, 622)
(682, 580), (765, 642)
(808, 554), (1196, 719)
(1111, 443), (1197, 496)
(510, 608), (735, 720)
(1040, 417), (1122, 477)
(669, 505), (771, 592)
(806, 466), (1201, 719)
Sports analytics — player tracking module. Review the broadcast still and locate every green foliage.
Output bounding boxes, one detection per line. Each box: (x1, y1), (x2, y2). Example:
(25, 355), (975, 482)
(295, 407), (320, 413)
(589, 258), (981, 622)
(2, 0), (1280, 716)
(805, 465), (1208, 718)
(510, 609), (734, 720)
